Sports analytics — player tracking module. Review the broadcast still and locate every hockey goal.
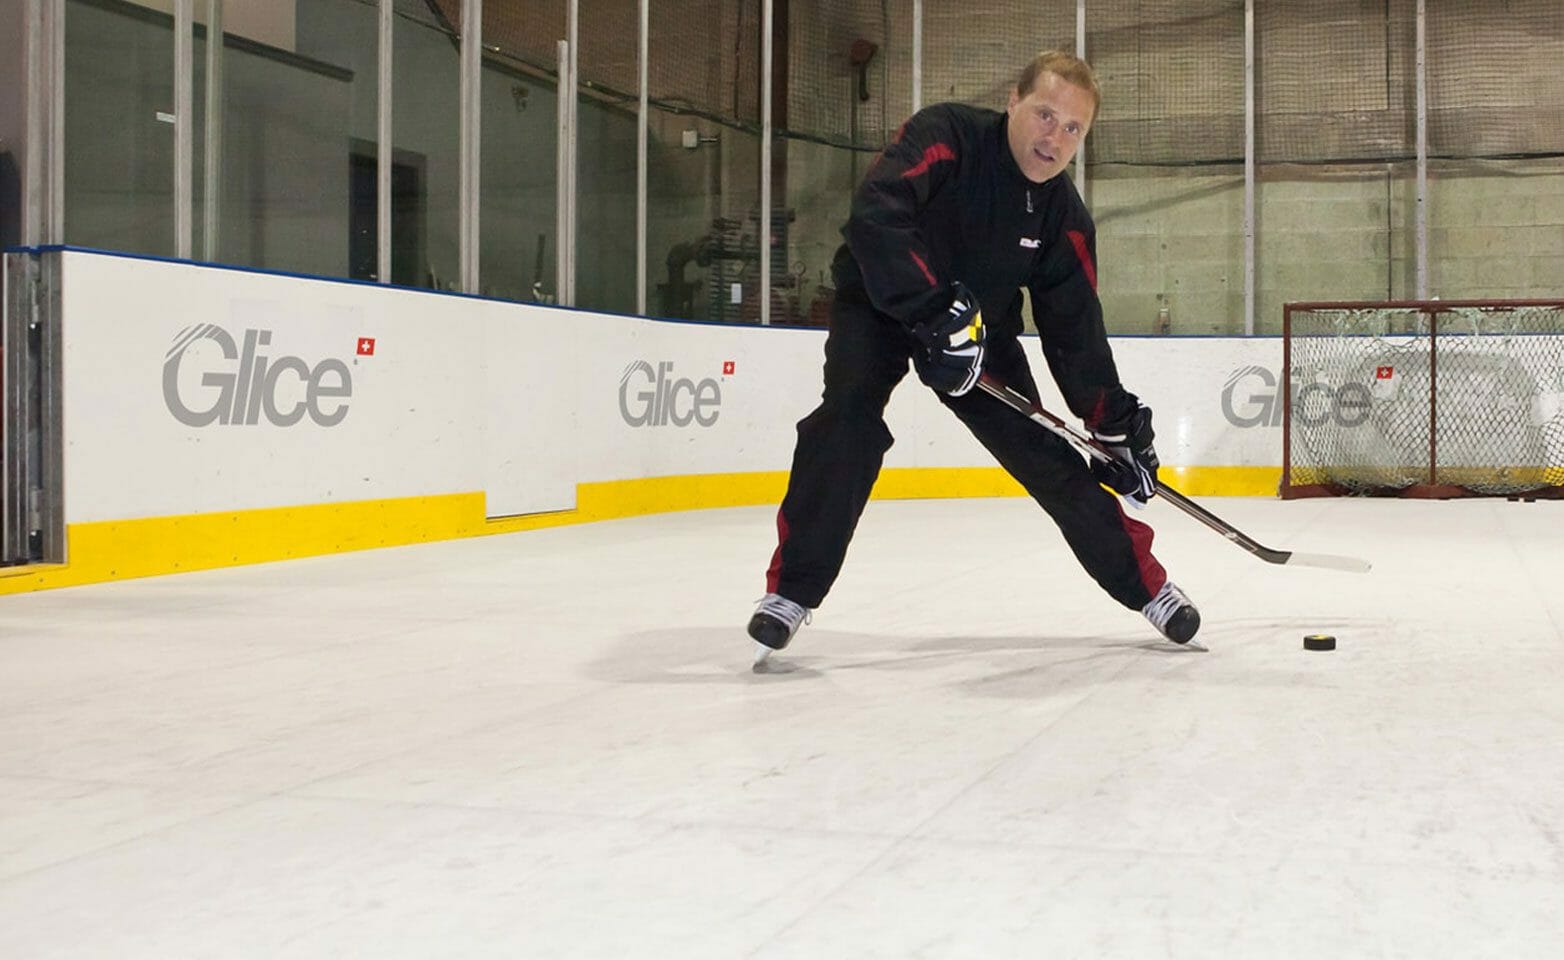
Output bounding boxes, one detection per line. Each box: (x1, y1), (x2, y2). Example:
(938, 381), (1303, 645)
(1281, 300), (1564, 499)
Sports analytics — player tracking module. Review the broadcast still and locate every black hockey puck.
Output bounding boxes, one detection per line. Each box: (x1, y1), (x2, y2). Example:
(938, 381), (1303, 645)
(1303, 633), (1337, 651)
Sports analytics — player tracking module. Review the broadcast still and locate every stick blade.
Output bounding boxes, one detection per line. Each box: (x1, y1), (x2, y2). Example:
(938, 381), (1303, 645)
(1283, 551), (1373, 573)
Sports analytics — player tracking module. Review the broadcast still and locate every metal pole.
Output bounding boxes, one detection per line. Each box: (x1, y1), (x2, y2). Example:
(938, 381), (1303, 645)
(459, 0), (481, 294)
(174, 0), (193, 258)
(22, 0), (42, 245)
(202, 0), (223, 262)
(760, 0), (773, 325)
(569, 0), (581, 304)
(555, 39), (571, 306)
(47, 0), (62, 239)
(378, 0), (393, 283)
(24, 0), (66, 245)
(910, 0), (922, 113)
(1075, 0), (1087, 206)
(637, 0), (649, 315)
(1244, 0), (1255, 335)
(1414, 0), (1428, 299)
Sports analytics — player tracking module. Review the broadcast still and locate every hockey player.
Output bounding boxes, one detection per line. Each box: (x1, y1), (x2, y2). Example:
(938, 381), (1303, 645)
(748, 50), (1199, 657)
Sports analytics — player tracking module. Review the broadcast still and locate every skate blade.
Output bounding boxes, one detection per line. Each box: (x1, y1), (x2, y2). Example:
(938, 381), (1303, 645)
(752, 642), (776, 672)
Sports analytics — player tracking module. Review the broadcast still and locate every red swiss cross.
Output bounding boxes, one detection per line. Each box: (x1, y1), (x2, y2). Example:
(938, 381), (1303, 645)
(356, 337), (376, 356)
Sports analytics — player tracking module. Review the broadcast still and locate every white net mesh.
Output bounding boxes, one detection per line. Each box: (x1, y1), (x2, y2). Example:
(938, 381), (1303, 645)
(1285, 304), (1564, 497)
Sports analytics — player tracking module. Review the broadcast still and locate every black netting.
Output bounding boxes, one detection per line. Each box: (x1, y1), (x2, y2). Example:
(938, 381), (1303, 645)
(787, 0), (893, 148)
(920, 0), (1074, 116)
(403, 0), (1564, 164)
(1088, 0), (1244, 165)
(1257, 0), (1415, 165)
(1427, 1), (1564, 159)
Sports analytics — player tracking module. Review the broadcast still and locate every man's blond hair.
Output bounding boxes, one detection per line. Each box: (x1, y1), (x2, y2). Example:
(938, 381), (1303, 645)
(1016, 50), (1100, 118)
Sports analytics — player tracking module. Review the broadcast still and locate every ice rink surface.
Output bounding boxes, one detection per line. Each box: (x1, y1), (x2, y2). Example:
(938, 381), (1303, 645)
(2, 495), (1563, 958)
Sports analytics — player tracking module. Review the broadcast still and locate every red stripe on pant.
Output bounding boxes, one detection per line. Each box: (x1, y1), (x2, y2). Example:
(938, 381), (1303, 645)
(765, 508), (790, 594)
(1116, 502), (1166, 598)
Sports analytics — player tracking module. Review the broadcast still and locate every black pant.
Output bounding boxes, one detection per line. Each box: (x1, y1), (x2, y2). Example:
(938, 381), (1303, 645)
(764, 299), (1168, 611)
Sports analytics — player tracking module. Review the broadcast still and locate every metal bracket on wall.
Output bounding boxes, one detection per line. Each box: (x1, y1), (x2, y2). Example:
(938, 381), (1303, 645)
(2, 249), (65, 566)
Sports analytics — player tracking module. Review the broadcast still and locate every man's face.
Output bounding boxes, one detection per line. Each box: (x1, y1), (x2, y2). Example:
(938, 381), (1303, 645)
(1006, 71), (1095, 183)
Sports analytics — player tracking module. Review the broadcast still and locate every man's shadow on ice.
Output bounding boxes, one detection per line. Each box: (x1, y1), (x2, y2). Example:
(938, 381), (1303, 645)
(585, 627), (1197, 688)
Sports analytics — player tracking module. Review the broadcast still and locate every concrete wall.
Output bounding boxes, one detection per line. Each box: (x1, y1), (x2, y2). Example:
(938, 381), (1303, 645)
(1427, 159), (1564, 301)
(1095, 169), (1245, 336)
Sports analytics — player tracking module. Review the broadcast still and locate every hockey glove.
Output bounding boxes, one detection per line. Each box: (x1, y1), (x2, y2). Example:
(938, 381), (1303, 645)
(911, 282), (986, 397)
(1091, 403), (1159, 505)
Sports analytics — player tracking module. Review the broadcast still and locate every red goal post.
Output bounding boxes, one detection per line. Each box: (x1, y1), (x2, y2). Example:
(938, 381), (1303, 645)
(1281, 300), (1564, 500)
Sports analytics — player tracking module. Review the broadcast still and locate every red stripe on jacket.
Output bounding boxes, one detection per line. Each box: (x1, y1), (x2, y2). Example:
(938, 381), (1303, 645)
(1066, 230), (1097, 291)
(901, 143), (956, 180)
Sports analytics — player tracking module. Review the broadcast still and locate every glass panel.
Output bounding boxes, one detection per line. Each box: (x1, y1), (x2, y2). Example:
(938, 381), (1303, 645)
(644, 0), (761, 323)
(387, 3), (460, 291)
(1089, 0), (1244, 334)
(1426, 158), (1564, 301)
(779, 0), (917, 329)
(1251, 0), (1413, 333)
(1424, 0), (1564, 302)
(570, 0), (638, 315)
(448, 0), (562, 301)
(64, 0), (175, 256)
(206, 1), (362, 278)
(480, 60), (560, 302)
(286, 0), (382, 281)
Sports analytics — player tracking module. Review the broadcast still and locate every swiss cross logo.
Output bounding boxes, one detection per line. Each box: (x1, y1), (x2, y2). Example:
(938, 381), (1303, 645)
(356, 337), (376, 357)
(1375, 365), (1394, 379)
(722, 360), (735, 375)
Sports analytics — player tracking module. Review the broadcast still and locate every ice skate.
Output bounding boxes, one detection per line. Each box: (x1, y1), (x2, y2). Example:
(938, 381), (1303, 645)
(747, 593), (811, 668)
(1142, 581), (1200, 644)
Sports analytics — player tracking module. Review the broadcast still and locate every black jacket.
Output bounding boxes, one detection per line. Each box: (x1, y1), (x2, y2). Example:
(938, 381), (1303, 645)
(831, 102), (1138, 430)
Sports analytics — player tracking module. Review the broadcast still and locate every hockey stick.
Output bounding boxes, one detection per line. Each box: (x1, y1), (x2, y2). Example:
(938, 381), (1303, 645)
(975, 374), (1372, 573)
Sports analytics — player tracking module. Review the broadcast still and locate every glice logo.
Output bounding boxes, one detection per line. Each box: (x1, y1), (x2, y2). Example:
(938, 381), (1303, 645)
(163, 324), (352, 427)
(1221, 365), (1372, 428)
(619, 360), (722, 427)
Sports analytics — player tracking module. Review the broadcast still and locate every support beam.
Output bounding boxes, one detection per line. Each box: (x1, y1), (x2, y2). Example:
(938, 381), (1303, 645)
(378, 0), (393, 283)
(175, 0), (194, 258)
(459, 0), (482, 294)
(202, 0), (224, 261)
(1244, 0), (1255, 335)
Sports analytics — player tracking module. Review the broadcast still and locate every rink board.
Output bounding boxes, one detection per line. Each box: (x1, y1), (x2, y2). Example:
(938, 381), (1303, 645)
(5, 248), (1303, 591)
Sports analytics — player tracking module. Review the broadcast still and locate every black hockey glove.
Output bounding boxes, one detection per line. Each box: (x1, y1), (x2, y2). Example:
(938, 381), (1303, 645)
(1091, 403), (1159, 505)
(911, 283), (986, 397)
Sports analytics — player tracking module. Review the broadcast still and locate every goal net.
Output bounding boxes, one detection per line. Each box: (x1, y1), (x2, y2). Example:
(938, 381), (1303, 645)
(1282, 301), (1564, 499)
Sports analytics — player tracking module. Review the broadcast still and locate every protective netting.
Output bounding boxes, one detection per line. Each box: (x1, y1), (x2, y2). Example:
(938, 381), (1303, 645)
(1087, 0), (1244, 166)
(1285, 304), (1564, 497)
(645, 0), (735, 119)
(1427, 1), (1564, 159)
(1256, 0), (1415, 165)
(917, 0), (1074, 120)
(430, 0), (742, 118)
(787, 0), (895, 148)
(410, 0), (1564, 164)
